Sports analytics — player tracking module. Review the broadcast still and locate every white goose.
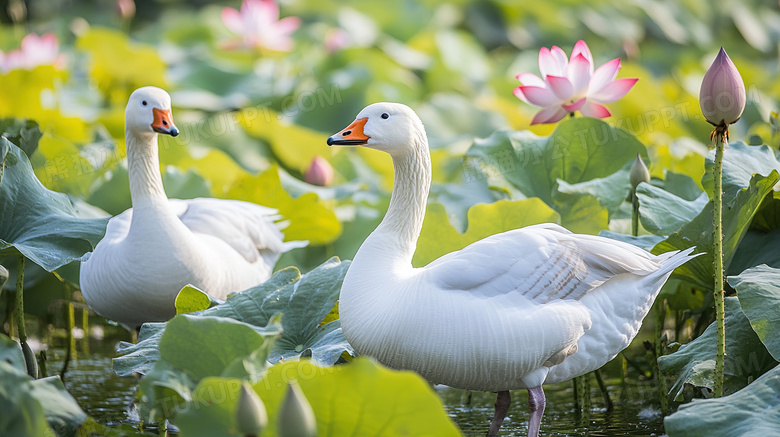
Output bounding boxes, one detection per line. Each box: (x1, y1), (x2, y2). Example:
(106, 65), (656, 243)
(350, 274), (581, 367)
(327, 103), (696, 437)
(80, 87), (302, 330)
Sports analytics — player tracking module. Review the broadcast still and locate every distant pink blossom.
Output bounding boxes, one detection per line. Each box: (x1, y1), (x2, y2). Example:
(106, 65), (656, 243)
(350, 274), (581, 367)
(325, 28), (350, 53)
(0, 33), (64, 73)
(513, 40), (638, 125)
(304, 156), (334, 186)
(221, 0), (300, 51)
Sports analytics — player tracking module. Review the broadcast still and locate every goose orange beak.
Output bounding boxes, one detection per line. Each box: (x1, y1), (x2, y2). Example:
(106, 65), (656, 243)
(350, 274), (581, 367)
(327, 117), (369, 146)
(152, 108), (179, 136)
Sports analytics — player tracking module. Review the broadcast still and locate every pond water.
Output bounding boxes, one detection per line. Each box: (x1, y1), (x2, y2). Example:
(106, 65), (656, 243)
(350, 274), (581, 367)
(44, 329), (666, 436)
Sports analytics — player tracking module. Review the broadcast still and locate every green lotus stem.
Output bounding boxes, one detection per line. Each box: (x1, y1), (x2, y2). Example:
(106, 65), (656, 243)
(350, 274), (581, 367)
(654, 301), (669, 414)
(81, 307), (90, 354)
(631, 193), (640, 237)
(713, 131), (726, 398)
(593, 369), (613, 411)
(14, 256), (26, 343)
(68, 301), (77, 360)
(580, 374), (591, 418)
(572, 376), (580, 412)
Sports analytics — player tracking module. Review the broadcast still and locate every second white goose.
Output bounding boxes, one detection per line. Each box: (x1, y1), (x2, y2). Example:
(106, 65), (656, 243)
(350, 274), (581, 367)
(327, 102), (696, 437)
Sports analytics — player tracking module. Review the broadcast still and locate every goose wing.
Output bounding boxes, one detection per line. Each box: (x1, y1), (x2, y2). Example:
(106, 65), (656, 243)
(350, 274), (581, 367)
(424, 223), (663, 303)
(169, 198), (296, 266)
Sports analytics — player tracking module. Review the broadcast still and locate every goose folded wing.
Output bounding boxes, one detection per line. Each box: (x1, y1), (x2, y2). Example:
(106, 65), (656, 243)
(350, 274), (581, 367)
(170, 198), (288, 265)
(424, 223), (663, 303)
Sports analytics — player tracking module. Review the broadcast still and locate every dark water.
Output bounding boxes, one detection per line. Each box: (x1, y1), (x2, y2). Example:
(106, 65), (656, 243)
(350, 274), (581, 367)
(46, 334), (666, 436)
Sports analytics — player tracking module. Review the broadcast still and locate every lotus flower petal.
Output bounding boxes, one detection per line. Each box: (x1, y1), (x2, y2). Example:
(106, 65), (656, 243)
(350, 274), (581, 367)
(580, 101), (612, 118)
(516, 72), (545, 88)
(570, 40), (594, 74)
(531, 106), (569, 125)
(545, 75), (574, 101)
(588, 58), (621, 95)
(516, 86), (559, 107)
(589, 78), (638, 103)
(562, 98), (587, 113)
(221, 7), (244, 33)
(222, 0), (299, 51)
(567, 54), (592, 96)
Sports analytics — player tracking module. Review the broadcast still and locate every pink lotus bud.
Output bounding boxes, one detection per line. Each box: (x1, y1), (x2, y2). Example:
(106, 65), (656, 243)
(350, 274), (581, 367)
(304, 156), (334, 186)
(117, 0), (136, 19)
(699, 48), (746, 127)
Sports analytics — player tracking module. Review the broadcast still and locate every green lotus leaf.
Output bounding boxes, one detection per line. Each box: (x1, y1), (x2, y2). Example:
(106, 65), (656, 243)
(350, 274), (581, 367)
(729, 265), (780, 361)
(664, 363), (780, 437)
(175, 358), (462, 437)
(0, 138), (108, 272)
(658, 297), (778, 400)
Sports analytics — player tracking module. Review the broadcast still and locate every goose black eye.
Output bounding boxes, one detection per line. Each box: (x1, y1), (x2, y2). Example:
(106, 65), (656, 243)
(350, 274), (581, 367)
(381, 113), (389, 119)
(142, 100), (148, 106)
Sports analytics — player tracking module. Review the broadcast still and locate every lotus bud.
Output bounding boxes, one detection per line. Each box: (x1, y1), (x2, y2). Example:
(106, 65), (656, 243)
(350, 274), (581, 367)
(116, 0), (136, 20)
(7, 0), (27, 23)
(236, 382), (267, 436)
(629, 154), (650, 190)
(304, 155), (334, 186)
(278, 381), (317, 437)
(699, 48), (746, 127)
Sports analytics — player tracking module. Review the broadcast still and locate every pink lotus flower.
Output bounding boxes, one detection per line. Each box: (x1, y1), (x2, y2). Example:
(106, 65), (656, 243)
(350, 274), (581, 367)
(0, 33), (63, 73)
(513, 40), (638, 125)
(221, 0), (301, 52)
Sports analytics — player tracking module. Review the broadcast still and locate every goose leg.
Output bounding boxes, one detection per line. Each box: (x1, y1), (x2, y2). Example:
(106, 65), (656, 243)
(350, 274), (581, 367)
(527, 386), (546, 437)
(487, 390), (511, 436)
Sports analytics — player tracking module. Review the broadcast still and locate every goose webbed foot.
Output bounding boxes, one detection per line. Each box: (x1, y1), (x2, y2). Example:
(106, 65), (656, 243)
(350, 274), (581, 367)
(487, 390), (510, 436)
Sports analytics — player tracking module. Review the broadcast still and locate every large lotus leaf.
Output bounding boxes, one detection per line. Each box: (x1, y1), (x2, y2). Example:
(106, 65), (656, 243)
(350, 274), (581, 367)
(636, 183), (708, 236)
(652, 172), (779, 289)
(701, 142), (780, 199)
(658, 297), (779, 399)
(751, 191), (780, 232)
(226, 165), (342, 245)
(412, 199), (559, 267)
(76, 27), (167, 103)
(0, 139), (109, 272)
(133, 314), (280, 423)
(0, 67), (90, 145)
(664, 364), (780, 437)
(729, 265), (780, 361)
(465, 118), (646, 204)
(0, 334), (91, 437)
(159, 315), (280, 381)
(729, 229), (780, 276)
(115, 259), (351, 376)
(552, 191), (609, 234)
(238, 109), (339, 173)
(0, 118), (41, 156)
(206, 257), (352, 365)
(175, 358), (461, 437)
(555, 167), (631, 216)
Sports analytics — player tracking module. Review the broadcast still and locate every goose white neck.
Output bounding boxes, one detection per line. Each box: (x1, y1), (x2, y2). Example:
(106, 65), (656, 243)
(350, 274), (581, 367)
(126, 130), (168, 210)
(370, 130), (432, 264)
